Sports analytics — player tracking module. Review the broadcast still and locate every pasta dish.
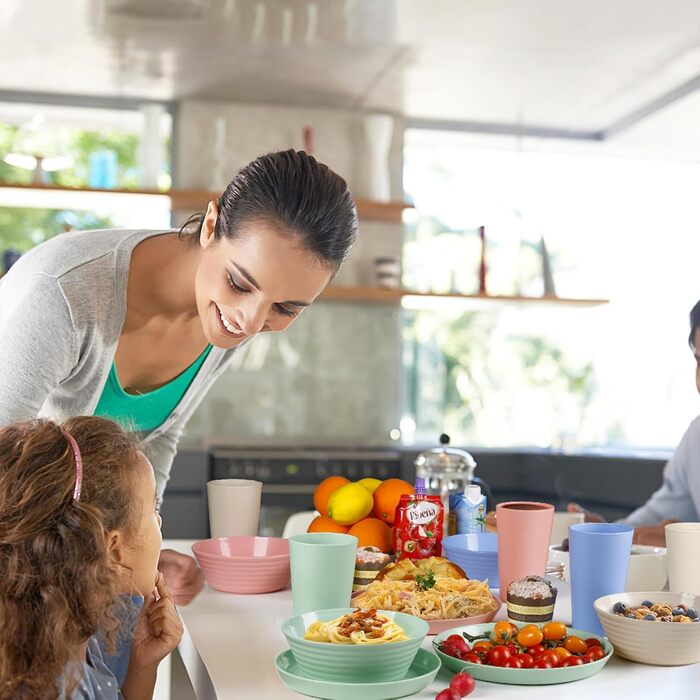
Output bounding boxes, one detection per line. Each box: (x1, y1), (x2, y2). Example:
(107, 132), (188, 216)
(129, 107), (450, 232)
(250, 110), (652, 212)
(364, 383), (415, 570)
(304, 608), (408, 645)
(353, 577), (497, 620)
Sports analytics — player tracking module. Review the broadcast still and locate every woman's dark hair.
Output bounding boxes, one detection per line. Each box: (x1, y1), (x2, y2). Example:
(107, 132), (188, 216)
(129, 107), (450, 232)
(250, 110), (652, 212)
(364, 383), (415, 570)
(0, 417), (141, 700)
(689, 300), (700, 349)
(180, 149), (358, 269)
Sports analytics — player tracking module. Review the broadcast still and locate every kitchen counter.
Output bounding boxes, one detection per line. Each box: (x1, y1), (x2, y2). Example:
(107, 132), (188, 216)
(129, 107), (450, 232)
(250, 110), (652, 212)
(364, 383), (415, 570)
(164, 540), (699, 698)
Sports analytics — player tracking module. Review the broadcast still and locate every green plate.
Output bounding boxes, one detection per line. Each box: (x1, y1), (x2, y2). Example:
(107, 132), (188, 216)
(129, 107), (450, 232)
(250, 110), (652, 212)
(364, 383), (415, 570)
(433, 622), (614, 686)
(275, 647), (441, 699)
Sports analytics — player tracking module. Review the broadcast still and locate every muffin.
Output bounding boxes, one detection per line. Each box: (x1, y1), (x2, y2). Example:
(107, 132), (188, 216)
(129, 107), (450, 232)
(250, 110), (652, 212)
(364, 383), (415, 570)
(352, 546), (393, 593)
(507, 575), (558, 623)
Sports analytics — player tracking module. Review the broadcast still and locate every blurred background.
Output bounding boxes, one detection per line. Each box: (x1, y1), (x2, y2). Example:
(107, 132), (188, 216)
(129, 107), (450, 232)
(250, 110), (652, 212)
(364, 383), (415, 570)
(2, 0), (700, 535)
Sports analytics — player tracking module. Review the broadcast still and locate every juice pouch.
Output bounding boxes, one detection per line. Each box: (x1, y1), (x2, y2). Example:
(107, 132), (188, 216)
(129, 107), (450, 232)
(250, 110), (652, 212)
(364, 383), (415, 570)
(393, 478), (444, 560)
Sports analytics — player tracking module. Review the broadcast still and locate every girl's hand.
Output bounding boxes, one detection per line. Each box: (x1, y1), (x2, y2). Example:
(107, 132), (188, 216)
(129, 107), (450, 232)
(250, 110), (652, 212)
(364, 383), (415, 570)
(129, 572), (184, 670)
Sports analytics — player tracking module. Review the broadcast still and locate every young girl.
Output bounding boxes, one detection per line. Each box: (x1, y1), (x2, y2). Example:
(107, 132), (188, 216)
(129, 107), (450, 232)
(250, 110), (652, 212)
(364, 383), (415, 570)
(0, 416), (183, 699)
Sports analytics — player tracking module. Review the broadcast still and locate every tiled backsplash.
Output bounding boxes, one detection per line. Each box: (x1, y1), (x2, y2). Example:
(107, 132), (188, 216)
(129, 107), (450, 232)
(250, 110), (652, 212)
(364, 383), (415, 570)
(182, 300), (402, 447)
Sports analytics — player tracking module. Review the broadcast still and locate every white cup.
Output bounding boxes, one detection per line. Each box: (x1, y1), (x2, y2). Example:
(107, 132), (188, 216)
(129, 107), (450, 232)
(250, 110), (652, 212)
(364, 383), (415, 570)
(666, 522), (700, 594)
(549, 511), (585, 546)
(207, 479), (262, 538)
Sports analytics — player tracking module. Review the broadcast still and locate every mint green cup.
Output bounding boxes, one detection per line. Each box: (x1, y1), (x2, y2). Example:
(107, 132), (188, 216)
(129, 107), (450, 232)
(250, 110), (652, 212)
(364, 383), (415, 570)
(289, 533), (358, 615)
(281, 608), (429, 682)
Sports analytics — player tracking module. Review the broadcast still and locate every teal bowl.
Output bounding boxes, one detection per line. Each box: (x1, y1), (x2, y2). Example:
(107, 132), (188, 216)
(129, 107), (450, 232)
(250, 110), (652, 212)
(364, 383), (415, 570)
(281, 608), (429, 683)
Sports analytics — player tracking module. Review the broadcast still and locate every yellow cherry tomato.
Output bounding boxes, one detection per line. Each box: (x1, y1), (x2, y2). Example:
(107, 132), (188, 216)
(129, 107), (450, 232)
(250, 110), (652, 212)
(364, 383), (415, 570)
(493, 620), (515, 642)
(564, 636), (588, 654)
(516, 626), (544, 647)
(542, 621), (568, 641)
(473, 640), (493, 654)
(554, 647), (572, 662)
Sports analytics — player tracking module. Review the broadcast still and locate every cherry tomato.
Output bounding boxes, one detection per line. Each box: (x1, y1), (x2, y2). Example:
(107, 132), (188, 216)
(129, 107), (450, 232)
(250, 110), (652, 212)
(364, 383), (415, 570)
(542, 621), (567, 641)
(504, 657), (523, 668)
(509, 622), (520, 637)
(553, 647), (572, 662)
(515, 653), (534, 668)
(538, 650), (561, 667)
(486, 645), (512, 667)
(562, 656), (585, 667)
(526, 643), (546, 656)
(585, 637), (603, 648)
(450, 670), (476, 697)
(462, 652), (484, 665)
(564, 636), (588, 654)
(517, 626), (544, 648)
(494, 620), (514, 642)
(533, 658), (554, 669)
(472, 641), (493, 654)
(583, 646), (607, 663)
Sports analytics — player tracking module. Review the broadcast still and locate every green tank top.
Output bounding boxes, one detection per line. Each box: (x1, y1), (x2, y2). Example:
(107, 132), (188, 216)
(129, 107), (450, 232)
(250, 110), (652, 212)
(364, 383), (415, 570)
(94, 345), (213, 432)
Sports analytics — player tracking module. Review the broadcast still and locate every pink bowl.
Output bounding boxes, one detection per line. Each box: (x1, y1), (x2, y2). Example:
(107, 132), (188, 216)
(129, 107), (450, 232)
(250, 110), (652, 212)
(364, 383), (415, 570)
(192, 536), (290, 594)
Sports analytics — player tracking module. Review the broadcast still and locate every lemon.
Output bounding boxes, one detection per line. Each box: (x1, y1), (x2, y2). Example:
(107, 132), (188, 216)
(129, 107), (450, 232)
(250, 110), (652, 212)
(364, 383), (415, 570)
(357, 477), (382, 495)
(327, 482), (374, 525)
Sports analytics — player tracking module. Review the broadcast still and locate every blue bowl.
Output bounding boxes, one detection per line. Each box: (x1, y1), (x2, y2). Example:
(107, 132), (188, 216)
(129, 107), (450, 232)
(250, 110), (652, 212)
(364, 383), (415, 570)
(443, 533), (499, 588)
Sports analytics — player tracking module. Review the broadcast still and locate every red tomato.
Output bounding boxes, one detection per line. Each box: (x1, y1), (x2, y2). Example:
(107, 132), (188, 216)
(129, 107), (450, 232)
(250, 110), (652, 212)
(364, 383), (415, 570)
(486, 645), (512, 667)
(585, 638), (603, 648)
(517, 626), (544, 647)
(562, 656), (585, 667)
(504, 657), (523, 668)
(462, 652), (484, 665)
(533, 658), (554, 669)
(584, 646), (607, 663)
(449, 671), (476, 697)
(526, 643), (546, 656)
(564, 636), (588, 654)
(542, 621), (567, 641)
(535, 650), (560, 668)
(515, 653), (534, 669)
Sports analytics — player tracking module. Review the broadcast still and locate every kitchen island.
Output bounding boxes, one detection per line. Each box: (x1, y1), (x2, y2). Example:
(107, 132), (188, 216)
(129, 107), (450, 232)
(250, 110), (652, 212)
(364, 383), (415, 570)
(163, 540), (699, 698)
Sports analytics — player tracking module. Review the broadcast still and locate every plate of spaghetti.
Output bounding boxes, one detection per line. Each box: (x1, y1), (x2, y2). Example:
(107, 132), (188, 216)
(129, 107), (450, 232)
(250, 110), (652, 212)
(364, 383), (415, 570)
(353, 575), (501, 634)
(304, 608), (408, 645)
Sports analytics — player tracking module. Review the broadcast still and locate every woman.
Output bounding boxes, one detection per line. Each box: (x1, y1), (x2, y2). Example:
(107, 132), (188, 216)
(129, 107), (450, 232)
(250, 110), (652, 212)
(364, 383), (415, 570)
(0, 149), (358, 603)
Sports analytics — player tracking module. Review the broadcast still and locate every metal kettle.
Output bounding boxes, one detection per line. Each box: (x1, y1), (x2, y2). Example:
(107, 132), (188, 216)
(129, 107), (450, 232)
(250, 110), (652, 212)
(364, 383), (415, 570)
(414, 433), (493, 513)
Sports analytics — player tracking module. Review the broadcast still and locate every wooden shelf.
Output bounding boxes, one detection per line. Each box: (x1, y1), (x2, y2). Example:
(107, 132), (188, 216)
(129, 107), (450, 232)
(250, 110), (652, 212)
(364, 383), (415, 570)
(0, 182), (412, 223)
(321, 286), (609, 306)
(168, 189), (412, 223)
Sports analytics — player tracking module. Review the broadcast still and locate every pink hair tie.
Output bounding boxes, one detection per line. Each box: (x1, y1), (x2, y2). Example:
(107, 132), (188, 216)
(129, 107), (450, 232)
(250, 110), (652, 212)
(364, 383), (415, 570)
(63, 431), (83, 502)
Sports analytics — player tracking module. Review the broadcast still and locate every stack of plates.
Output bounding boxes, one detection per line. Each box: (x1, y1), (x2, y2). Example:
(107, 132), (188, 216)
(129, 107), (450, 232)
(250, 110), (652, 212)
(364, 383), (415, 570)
(442, 533), (499, 588)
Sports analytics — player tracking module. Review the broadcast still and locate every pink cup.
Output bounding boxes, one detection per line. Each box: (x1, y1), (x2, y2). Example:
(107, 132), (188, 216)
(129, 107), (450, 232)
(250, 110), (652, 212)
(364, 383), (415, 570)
(497, 501), (554, 602)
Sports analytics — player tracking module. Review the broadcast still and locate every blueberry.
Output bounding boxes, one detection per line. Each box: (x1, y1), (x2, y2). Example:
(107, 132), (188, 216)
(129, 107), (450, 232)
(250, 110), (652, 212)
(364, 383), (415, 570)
(686, 608), (697, 619)
(641, 600), (654, 608)
(672, 608), (684, 617)
(613, 602), (627, 614)
(643, 614), (656, 621)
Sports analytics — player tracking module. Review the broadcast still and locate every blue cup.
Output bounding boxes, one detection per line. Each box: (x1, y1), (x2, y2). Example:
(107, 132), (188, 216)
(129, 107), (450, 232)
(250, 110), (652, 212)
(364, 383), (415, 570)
(570, 523), (633, 635)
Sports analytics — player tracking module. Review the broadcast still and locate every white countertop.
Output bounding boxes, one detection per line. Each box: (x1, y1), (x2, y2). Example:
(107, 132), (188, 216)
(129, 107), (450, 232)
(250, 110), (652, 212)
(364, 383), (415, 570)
(163, 540), (700, 699)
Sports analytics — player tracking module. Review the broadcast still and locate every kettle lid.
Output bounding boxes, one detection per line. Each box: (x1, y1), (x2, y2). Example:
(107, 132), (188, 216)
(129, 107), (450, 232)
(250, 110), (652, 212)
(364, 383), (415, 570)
(414, 433), (477, 472)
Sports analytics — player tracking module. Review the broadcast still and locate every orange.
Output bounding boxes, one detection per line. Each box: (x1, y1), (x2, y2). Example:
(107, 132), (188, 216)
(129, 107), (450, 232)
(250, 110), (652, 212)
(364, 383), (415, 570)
(313, 475), (350, 516)
(372, 478), (414, 524)
(347, 517), (393, 553)
(307, 515), (350, 534)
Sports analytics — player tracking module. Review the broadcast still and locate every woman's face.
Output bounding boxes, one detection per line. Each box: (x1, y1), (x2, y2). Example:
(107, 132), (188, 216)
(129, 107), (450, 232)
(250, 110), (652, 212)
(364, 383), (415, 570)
(110, 451), (163, 596)
(194, 204), (334, 349)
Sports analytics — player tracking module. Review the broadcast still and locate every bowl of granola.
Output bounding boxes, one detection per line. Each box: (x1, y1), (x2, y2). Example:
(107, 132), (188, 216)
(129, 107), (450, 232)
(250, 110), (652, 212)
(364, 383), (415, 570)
(594, 591), (700, 665)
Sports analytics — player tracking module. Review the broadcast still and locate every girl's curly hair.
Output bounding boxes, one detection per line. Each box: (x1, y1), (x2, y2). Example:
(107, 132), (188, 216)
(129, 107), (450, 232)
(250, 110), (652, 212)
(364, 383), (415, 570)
(0, 416), (141, 699)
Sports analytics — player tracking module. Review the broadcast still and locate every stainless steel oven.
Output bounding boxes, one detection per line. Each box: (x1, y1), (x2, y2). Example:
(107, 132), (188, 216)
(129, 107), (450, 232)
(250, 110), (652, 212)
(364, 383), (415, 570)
(210, 448), (405, 537)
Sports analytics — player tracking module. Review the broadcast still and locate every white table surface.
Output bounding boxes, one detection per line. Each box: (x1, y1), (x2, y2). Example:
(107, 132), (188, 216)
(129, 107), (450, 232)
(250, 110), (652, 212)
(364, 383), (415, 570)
(163, 540), (700, 699)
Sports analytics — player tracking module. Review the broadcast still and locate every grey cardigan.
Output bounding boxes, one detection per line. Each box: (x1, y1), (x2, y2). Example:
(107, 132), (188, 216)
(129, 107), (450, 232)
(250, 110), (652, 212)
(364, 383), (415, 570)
(0, 228), (239, 500)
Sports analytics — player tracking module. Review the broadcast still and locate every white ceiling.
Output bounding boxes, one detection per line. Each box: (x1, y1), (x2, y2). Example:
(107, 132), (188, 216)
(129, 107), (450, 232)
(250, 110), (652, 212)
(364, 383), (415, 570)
(3, 0), (700, 158)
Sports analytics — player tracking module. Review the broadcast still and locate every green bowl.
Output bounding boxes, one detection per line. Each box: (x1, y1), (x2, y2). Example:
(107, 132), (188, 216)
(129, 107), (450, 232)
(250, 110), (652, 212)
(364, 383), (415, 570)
(281, 608), (429, 683)
(433, 622), (614, 685)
